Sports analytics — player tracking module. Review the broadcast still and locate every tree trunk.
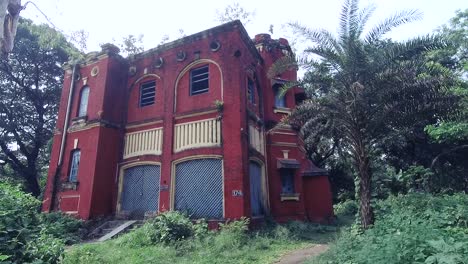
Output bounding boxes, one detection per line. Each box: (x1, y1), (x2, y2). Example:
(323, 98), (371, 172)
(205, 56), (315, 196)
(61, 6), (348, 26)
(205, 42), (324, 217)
(0, 0), (21, 55)
(24, 172), (40, 197)
(357, 151), (374, 229)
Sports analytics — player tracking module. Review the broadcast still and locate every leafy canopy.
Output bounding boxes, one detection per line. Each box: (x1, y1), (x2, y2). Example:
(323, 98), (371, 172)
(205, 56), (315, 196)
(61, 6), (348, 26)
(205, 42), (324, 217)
(271, 0), (457, 228)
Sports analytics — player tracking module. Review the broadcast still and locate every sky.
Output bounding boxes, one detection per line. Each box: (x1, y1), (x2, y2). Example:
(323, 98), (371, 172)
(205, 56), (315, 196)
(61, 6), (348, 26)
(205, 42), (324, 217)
(21, 0), (467, 53)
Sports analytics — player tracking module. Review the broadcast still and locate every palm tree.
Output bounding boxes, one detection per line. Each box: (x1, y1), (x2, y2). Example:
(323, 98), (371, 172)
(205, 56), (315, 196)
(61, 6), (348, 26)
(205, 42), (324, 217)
(270, 0), (456, 228)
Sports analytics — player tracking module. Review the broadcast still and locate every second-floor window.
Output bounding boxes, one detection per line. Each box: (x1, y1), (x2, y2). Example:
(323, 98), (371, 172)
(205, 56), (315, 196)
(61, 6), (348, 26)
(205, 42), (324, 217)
(69, 150), (81, 182)
(78, 86), (90, 117)
(273, 84), (286, 108)
(140, 81), (156, 107)
(190, 65), (209, 95)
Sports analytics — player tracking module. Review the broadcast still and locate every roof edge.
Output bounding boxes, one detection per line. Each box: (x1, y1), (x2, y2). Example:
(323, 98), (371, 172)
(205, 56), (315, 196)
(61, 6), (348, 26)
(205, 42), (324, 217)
(129, 20), (263, 63)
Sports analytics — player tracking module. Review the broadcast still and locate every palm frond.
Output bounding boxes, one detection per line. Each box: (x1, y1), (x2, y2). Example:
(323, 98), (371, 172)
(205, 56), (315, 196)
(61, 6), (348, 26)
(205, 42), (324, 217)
(304, 46), (342, 70)
(279, 80), (301, 97)
(383, 34), (447, 62)
(267, 55), (298, 78)
(289, 22), (342, 54)
(355, 4), (376, 38)
(346, 0), (361, 40)
(339, 0), (354, 43)
(365, 9), (422, 44)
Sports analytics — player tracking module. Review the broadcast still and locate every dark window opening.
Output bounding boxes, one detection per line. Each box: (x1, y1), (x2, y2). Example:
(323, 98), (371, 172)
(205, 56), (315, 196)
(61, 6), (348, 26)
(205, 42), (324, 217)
(190, 65), (209, 95)
(295, 92), (306, 106)
(273, 84), (286, 108)
(140, 81), (156, 107)
(69, 150), (81, 182)
(247, 78), (255, 104)
(280, 169), (295, 194)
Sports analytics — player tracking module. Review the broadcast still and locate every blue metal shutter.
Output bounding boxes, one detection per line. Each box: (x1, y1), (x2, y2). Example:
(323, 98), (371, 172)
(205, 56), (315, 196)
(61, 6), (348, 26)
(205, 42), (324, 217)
(175, 158), (223, 219)
(121, 165), (160, 216)
(249, 161), (264, 216)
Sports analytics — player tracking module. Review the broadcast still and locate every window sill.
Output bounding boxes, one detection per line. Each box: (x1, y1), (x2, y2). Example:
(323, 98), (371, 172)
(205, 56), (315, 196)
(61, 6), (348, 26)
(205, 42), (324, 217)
(61, 181), (79, 191)
(70, 116), (87, 127)
(280, 193), (300, 201)
(273, 107), (291, 114)
(71, 116), (87, 122)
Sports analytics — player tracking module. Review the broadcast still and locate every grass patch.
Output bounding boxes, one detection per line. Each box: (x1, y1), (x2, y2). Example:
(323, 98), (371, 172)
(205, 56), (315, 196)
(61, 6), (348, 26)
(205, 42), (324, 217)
(63, 212), (348, 264)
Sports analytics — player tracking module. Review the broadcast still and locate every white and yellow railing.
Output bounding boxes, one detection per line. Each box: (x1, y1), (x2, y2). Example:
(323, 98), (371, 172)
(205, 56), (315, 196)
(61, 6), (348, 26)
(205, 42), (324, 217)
(174, 118), (221, 152)
(123, 128), (163, 158)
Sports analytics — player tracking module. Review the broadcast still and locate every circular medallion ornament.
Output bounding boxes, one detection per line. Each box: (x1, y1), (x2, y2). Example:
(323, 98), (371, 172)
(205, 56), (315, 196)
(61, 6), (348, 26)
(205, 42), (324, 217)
(90, 66), (99, 77)
(154, 57), (164, 68)
(128, 66), (137, 76)
(176, 51), (186, 62)
(210, 40), (221, 52)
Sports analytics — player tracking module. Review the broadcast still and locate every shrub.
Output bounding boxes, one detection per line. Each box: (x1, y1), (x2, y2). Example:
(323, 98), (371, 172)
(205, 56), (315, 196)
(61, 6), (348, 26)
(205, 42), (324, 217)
(0, 181), (82, 263)
(40, 212), (84, 244)
(119, 211), (208, 246)
(310, 193), (468, 264)
(210, 217), (250, 251)
(334, 200), (358, 217)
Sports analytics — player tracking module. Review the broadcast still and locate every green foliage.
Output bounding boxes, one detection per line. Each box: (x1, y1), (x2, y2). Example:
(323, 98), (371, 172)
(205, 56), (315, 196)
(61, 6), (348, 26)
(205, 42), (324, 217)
(400, 165), (434, 192)
(115, 34), (144, 57)
(215, 2), (256, 25)
(334, 200), (358, 216)
(310, 193), (468, 264)
(0, 19), (79, 196)
(0, 181), (83, 263)
(65, 216), (342, 264)
(39, 212), (83, 244)
(119, 211), (207, 246)
(274, 0), (458, 227)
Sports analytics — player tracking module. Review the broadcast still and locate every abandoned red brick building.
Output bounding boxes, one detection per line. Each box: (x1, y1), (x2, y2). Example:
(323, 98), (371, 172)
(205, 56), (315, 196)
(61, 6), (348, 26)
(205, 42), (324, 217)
(42, 20), (333, 223)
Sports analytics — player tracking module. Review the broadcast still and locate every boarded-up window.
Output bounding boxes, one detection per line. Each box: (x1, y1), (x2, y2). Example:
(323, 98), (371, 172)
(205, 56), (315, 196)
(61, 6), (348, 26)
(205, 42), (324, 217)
(140, 81), (156, 107)
(190, 65), (209, 95)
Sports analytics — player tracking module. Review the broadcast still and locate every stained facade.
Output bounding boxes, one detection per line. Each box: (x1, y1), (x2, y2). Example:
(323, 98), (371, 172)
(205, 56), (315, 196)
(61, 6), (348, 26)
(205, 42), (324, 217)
(42, 21), (333, 223)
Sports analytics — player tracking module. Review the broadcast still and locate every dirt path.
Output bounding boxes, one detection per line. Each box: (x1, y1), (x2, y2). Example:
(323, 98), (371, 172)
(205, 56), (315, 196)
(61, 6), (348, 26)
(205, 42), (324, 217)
(275, 244), (329, 264)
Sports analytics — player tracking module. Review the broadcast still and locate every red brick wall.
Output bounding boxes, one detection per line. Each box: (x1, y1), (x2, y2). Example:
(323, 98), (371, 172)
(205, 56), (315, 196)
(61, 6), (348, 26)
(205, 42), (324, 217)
(44, 22), (333, 222)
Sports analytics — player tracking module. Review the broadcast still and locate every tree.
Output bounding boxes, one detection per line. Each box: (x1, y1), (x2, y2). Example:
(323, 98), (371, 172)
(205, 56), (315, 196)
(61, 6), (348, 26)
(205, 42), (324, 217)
(115, 34), (144, 57)
(0, 19), (77, 196)
(272, 0), (456, 228)
(215, 2), (255, 25)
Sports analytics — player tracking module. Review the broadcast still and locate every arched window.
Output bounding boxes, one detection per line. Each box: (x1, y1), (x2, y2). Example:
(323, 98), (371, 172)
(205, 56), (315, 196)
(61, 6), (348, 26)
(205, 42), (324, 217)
(78, 86), (90, 117)
(69, 150), (81, 182)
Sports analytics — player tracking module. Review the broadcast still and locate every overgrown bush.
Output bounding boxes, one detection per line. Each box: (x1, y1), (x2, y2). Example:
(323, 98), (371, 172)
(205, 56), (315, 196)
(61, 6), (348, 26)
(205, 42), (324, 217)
(310, 193), (468, 264)
(0, 181), (83, 263)
(334, 200), (358, 216)
(119, 211), (208, 247)
(40, 212), (84, 244)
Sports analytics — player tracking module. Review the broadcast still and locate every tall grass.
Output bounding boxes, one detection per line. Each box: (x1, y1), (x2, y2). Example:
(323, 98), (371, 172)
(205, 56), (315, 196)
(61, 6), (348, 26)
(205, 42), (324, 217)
(64, 212), (341, 264)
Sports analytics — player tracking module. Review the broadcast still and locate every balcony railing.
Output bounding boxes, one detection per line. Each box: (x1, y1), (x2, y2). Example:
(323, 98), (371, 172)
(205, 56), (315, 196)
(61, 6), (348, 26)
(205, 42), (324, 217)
(174, 118), (221, 152)
(123, 128), (163, 158)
